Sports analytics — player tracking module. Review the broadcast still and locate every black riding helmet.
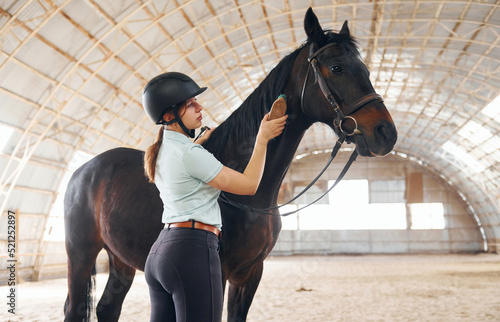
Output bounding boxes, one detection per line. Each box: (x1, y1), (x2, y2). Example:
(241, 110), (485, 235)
(143, 72), (207, 138)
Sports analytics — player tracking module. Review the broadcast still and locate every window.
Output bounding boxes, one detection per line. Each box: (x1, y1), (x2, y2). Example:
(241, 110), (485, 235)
(370, 180), (405, 203)
(410, 203), (445, 229)
(281, 179), (407, 230)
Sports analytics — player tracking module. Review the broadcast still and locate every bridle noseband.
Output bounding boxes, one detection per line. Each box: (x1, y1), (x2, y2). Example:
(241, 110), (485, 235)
(301, 42), (384, 136)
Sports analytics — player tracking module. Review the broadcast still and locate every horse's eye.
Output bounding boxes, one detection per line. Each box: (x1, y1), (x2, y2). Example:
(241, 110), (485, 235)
(331, 65), (343, 74)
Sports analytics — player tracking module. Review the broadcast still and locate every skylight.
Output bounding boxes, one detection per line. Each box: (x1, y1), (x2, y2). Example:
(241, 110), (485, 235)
(458, 120), (493, 145)
(481, 95), (500, 123)
(442, 141), (487, 173)
(0, 124), (14, 152)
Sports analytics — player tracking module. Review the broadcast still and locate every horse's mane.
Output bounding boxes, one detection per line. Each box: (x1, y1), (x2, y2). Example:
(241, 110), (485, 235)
(202, 49), (301, 158)
(203, 30), (359, 158)
(323, 29), (360, 59)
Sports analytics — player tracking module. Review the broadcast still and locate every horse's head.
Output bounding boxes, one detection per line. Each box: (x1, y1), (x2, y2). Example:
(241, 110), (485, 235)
(296, 8), (397, 157)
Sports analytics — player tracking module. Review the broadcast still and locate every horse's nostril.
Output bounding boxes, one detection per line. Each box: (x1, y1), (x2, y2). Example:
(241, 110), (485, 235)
(376, 125), (388, 141)
(376, 122), (397, 146)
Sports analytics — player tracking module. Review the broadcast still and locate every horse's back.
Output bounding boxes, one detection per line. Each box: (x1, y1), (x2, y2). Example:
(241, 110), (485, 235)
(64, 147), (144, 218)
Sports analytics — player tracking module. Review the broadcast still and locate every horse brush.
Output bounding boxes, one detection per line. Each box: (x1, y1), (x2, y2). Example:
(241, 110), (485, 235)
(269, 94), (287, 120)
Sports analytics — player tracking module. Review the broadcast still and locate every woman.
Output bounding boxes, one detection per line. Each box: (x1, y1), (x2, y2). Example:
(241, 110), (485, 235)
(142, 72), (287, 322)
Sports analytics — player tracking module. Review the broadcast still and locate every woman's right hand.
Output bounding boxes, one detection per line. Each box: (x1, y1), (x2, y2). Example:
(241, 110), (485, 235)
(256, 113), (288, 145)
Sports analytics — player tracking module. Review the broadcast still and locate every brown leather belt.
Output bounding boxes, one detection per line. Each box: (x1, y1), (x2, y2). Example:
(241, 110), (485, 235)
(167, 221), (220, 237)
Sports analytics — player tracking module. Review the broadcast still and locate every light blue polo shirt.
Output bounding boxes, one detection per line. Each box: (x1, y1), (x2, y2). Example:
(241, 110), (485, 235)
(155, 130), (224, 228)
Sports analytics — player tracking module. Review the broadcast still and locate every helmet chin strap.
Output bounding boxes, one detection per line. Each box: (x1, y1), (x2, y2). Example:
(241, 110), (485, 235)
(164, 105), (195, 138)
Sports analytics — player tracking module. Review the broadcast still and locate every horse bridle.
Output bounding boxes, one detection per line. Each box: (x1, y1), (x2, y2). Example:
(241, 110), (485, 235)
(301, 42), (384, 136)
(219, 42), (385, 216)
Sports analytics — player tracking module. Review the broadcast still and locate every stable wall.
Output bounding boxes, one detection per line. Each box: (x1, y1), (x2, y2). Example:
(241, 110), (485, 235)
(273, 229), (483, 255)
(271, 151), (485, 255)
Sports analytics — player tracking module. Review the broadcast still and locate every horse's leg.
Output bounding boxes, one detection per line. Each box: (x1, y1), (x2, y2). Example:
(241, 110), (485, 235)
(64, 243), (102, 322)
(227, 262), (264, 322)
(96, 250), (136, 322)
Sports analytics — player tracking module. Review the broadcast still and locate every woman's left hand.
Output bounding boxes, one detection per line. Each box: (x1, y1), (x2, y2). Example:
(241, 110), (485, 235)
(194, 127), (216, 144)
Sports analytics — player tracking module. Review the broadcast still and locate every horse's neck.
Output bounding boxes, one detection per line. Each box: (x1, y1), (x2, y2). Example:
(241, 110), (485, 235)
(256, 110), (312, 206)
(226, 47), (311, 207)
(254, 48), (313, 205)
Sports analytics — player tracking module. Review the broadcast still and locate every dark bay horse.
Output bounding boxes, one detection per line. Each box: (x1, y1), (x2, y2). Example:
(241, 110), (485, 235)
(64, 8), (397, 322)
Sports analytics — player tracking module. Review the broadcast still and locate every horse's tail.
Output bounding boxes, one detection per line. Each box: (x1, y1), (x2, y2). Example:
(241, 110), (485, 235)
(63, 263), (96, 322)
(85, 263), (97, 322)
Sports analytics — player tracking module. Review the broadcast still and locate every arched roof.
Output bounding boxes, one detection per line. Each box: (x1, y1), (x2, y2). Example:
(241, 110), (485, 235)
(0, 1), (499, 250)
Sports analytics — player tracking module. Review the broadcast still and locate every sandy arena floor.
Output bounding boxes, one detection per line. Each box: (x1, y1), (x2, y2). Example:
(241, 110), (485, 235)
(2, 254), (500, 321)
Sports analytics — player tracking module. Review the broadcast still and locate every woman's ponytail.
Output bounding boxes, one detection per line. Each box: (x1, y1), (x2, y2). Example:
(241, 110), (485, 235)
(144, 127), (164, 183)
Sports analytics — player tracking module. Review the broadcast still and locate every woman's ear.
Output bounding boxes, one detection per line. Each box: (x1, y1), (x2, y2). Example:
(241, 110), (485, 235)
(163, 113), (175, 123)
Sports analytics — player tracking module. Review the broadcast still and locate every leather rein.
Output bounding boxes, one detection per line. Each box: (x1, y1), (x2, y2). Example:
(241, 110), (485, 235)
(219, 42), (384, 216)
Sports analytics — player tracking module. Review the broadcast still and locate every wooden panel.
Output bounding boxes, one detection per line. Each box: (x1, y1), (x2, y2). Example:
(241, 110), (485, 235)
(406, 172), (423, 203)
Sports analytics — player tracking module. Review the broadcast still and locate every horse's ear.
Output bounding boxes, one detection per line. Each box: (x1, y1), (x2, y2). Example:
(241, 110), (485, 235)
(339, 20), (350, 36)
(304, 7), (326, 44)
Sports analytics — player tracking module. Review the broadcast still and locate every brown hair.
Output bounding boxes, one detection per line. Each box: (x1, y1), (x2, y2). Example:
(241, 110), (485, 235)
(144, 103), (189, 182)
(144, 127), (164, 183)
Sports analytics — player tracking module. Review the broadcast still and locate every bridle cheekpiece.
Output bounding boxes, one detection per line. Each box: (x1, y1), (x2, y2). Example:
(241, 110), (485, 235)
(301, 42), (384, 136)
